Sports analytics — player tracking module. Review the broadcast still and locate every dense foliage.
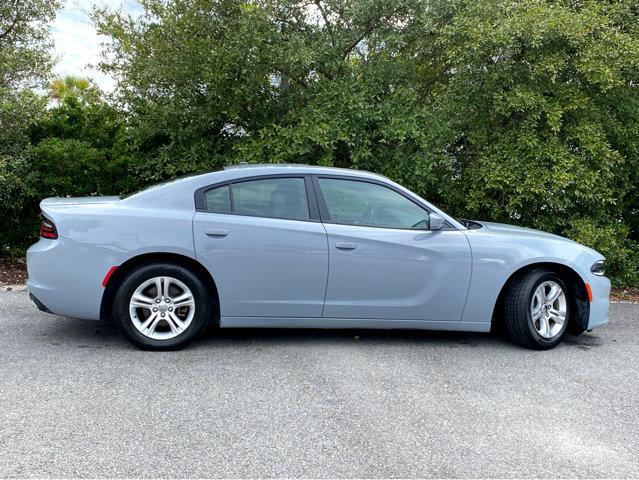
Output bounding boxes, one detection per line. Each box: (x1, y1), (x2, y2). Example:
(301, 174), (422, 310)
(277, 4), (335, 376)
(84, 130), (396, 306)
(1, 0), (638, 286)
(0, 77), (131, 254)
(1, 0), (60, 254)
(420, 0), (639, 285)
(0, 0), (59, 148)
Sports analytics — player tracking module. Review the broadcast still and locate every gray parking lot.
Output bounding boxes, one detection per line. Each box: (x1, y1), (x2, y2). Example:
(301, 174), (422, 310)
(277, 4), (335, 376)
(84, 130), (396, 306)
(0, 290), (637, 478)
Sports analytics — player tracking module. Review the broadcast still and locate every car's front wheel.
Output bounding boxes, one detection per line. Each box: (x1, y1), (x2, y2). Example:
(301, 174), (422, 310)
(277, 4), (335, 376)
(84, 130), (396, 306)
(113, 263), (213, 350)
(503, 269), (570, 349)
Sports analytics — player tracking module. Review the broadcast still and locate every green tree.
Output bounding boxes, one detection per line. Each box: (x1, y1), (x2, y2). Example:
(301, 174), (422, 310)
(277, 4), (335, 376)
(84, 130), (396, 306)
(94, 0), (434, 185)
(0, 0), (60, 255)
(0, 0), (60, 152)
(30, 77), (134, 195)
(49, 75), (102, 105)
(0, 78), (132, 253)
(413, 0), (639, 284)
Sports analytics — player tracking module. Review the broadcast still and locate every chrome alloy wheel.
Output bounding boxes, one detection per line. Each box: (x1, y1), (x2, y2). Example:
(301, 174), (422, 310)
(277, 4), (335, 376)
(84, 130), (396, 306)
(530, 280), (567, 339)
(129, 276), (195, 340)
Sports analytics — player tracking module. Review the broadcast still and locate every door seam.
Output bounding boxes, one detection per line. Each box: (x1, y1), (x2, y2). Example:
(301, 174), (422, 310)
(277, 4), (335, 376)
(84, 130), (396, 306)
(458, 231), (474, 322)
(319, 221), (330, 318)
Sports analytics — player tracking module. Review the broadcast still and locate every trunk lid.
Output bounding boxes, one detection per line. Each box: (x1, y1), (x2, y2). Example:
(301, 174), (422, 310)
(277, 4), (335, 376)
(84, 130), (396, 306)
(39, 196), (121, 240)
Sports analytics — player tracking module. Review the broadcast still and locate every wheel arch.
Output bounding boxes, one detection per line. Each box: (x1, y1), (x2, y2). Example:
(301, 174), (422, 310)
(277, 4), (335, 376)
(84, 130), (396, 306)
(100, 252), (220, 323)
(492, 262), (590, 335)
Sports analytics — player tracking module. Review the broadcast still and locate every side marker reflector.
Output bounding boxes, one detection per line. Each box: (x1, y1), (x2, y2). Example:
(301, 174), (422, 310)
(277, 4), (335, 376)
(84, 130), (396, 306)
(585, 283), (593, 303)
(102, 266), (118, 287)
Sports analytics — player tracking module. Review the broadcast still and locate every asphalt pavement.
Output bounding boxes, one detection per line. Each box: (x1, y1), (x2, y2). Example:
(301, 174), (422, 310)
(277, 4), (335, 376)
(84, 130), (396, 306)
(0, 290), (637, 478)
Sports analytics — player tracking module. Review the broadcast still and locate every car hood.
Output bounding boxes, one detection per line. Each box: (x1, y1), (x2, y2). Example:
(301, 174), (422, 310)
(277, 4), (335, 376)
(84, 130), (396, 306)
(471, 221), (603, 257)
(474, 221), (571, 242)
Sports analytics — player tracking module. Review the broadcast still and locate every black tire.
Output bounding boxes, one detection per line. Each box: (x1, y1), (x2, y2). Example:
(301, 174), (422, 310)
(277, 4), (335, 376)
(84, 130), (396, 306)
(113, 263), (213, 350)
(503, 269), (570, 350)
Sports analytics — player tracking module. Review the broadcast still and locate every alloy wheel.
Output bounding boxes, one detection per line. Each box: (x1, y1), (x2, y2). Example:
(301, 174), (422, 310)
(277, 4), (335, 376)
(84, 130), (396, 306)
(530, 280), (567, 339)
(128, 276), (195, 340)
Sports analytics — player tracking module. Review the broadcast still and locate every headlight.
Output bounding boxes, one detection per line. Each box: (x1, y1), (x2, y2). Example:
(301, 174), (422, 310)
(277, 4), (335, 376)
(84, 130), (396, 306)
(590, 260), (606, 276)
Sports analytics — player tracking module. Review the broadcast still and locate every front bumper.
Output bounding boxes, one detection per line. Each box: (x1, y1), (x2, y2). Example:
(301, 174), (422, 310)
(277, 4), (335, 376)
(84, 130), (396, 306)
(27, 237), (121, 320)
(586, 274), (610, 330)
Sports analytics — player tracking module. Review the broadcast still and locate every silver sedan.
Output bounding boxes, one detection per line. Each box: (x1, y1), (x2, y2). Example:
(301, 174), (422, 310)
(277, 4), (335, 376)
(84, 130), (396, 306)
(27, 165), (610, 350)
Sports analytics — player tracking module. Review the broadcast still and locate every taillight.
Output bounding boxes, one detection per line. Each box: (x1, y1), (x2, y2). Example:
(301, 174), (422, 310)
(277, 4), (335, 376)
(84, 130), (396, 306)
(40, 216), (58, 239)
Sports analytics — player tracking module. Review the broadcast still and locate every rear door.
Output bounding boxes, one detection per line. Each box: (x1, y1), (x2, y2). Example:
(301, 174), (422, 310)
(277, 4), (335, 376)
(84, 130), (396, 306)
(193, 175), (328, 318)
(314, 176), (472, 321)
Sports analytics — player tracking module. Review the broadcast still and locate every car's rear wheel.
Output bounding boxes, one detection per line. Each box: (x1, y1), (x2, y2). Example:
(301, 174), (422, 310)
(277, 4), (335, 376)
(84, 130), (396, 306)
(113, 263), (213, 350)
(503, 269), (570, 350)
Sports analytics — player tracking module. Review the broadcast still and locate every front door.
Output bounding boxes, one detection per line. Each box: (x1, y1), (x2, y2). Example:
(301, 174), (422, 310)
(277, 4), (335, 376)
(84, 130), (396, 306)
(315, 176), (472, 321)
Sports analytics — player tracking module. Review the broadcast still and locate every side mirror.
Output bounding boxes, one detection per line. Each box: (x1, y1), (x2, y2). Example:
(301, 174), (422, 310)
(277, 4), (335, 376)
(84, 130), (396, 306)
(429, 213), (444, 230)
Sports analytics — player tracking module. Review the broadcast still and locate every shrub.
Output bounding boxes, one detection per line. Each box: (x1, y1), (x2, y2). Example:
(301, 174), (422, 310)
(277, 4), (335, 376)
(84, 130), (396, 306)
(567, 219), (639, 288)
(0, 78), (136, 256)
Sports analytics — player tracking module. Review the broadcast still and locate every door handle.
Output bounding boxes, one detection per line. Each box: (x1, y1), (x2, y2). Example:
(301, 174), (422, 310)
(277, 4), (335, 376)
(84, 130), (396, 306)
(335, 242), (357, 251)
(205, 228), (228, 237)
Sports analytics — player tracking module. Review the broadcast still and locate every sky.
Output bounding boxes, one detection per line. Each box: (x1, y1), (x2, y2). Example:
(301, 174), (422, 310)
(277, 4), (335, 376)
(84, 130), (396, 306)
(51, 0), (143, 93)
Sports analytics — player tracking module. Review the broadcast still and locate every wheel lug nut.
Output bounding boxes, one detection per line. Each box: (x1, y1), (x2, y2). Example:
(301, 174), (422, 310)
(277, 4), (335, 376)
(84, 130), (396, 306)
(165, 298), (170, 303)
(155, 299), (160, 303)
(153, 307), (157, 312)
(168, 307), (173, 312)
(160, 313), (165, 317)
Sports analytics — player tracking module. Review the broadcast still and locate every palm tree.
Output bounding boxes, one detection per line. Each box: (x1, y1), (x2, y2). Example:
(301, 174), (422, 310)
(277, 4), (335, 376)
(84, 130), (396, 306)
(49, 75), (101, 104)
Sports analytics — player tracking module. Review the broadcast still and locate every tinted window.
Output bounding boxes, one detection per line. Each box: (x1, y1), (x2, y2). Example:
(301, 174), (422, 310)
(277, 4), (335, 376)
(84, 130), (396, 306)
(318, 178), (429, 229)
(204, 185), (231, 213)
(233, 178), (309, 220)
(204, 177), (310, 221)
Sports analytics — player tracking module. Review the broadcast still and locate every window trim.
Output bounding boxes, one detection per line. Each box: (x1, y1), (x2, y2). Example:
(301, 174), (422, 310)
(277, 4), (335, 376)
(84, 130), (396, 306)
(311, 174), (454, 231)
(194, 174), (320, 222)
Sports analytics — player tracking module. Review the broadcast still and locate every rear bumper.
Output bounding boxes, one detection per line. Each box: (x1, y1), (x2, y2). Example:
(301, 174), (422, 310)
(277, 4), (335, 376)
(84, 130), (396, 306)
(27, 237), (121, 320)
(29, 292), (52, 313)
(586, 274), (610, 330)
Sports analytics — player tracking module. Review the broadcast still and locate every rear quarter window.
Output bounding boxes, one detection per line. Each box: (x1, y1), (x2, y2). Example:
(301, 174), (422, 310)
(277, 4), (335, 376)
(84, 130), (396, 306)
(204, 185), (231, 213)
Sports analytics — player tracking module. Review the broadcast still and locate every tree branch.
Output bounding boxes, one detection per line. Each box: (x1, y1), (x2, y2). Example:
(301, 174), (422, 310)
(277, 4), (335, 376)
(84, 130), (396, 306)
(314, 0), (335, 48)
(341, 8), (404, 60)
(342, 22), (377, 60)
(0, 0), (22, 41)
(274, 66), (308, 88)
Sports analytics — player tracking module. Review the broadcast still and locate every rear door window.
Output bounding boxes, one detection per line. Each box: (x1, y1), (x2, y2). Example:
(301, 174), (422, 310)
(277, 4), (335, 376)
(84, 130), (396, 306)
(204, 177), (310, 221)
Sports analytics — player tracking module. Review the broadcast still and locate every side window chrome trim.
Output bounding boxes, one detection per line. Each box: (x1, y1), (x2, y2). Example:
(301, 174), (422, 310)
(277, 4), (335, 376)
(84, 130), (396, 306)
(196, 210), (321, 224)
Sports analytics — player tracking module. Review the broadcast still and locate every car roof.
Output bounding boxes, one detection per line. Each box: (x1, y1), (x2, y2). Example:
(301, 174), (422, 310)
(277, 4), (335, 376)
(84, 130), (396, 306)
(223, 163), (309, 170)
(221, 163), (388, 179)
